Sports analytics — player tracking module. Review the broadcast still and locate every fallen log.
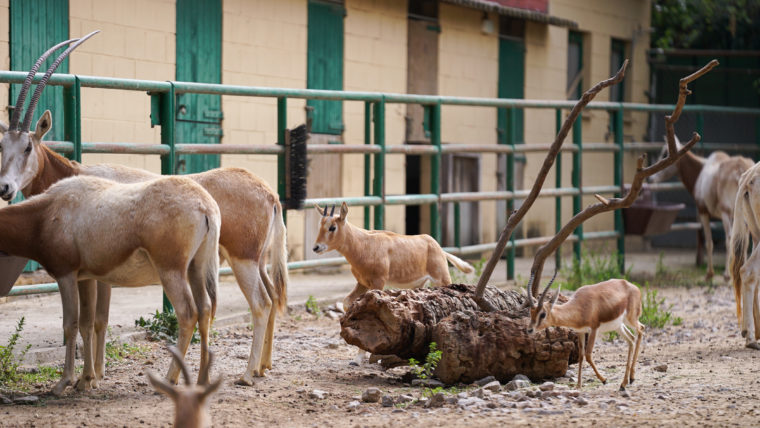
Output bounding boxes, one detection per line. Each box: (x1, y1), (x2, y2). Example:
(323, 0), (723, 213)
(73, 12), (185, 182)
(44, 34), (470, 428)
(340, 283), (579, 382)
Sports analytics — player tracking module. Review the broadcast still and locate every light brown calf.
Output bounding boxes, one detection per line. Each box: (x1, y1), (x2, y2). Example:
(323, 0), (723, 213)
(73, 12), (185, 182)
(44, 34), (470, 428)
(0, 174), (220, 395)
(527, 275), (644, 390)
(148, 347), (223, 428)
(312, 202), (474, 308)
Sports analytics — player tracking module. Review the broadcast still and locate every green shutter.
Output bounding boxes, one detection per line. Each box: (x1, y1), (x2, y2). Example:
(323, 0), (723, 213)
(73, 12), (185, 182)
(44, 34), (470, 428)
(175, 0), (222, 173)
(9, 0), (69, 272)
(307, 0), (345, 135)
(498, 38), (525, 144)
(568, 31), (583, 99)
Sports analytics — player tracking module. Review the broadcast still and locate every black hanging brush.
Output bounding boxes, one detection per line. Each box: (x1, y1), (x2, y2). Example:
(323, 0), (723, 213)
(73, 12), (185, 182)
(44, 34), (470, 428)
(284, 124), (308, 209)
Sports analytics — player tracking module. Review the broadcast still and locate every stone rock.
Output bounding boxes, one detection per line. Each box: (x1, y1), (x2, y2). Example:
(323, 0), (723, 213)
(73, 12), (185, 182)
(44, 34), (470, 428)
(654, 364), (668, 372)
(445, 396), (459, 405)
(0, 394), (12, 405)
(619, 389), (631, 398)
(539, 381), (555, 391)
(457, 392), (468, 399)
(575, 397), (589, 406)
(475, 375), (497, 386)
(458, 397), (486, 408)
(471, 388), (485, 398)
(13, 396), (39, 405)
(309, 389), (328, 400)
(362, 387), (383, 403)
(411, 378), (444, 388)
(525, 388), (541, 398)
(325, 310), (342, 320)
(504, 379), (530, 391)
(512, 374), (530, 382)
(347, 400), (361, 410)
(381, 395), (395, 407)
(326, 342), (340, 349)
(482, 380), (502, 393)
(427, 392), (446, 408)
(397, 394), (414, 404)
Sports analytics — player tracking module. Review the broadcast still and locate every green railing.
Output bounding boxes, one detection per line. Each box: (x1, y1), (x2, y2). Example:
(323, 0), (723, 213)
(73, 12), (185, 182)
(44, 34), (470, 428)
(3, 70), (760, 297)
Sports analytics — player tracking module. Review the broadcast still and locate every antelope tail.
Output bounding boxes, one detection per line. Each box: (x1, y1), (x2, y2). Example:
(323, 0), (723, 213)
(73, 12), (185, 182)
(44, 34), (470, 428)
(444, 251), (474, 274)
(730, 190), (751, 327)
(269, 202), (289, 314)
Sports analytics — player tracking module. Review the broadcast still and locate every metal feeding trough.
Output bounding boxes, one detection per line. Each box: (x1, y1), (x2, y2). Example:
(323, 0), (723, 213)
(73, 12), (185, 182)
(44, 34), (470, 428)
(0, 253), (28, 297)
(622, 185), (685, 236)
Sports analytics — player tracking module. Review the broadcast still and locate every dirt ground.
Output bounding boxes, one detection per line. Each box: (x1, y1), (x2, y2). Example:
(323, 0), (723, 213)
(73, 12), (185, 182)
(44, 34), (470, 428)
(2, 275), (760, 427)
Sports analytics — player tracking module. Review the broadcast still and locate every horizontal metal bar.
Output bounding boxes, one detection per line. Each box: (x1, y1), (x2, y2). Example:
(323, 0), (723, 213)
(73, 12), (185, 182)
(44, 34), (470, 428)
(303, 196), (382, 207)
(3, 71), (759, 114)
(669, 221), (722, 231)
(43, 141), (74, 153)
(440, 191), (513, 202)
(175, 144), (282, 155)
(386, 145), (439, 154)
(583, 185), (620, 195)
(583, 143), (620, 152)
(514, 187), (580, 198)
(513, 144), (579, 153)
(385, 194), (439, 205)
(83, 142), (169, 155)
(307, 144), (382, 154)
(441, 144), (513, 154)
(642, 182), (685, 192)
(624, 142), (760, 152)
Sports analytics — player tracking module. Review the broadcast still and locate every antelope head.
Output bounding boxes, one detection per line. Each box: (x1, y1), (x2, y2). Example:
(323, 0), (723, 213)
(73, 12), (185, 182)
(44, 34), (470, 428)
(526, 270), (560, 334)
(147, 346), (222, 428)
(312, 202), (348, 254)
(648, 135), (683, 183)
(0, 31), (98, 201)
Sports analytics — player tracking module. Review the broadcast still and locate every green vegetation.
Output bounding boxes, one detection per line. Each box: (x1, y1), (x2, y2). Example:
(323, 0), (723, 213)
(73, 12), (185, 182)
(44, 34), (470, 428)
(305, 295), (322, 317)
(0, 317), (32, 386)
(556, 249), (631, 291)
(105, 341), (149, 366)
(640, 284), (674, 329)
(135, 310), (200, 344)
(449, 256), (487, 284)
(408, 342), (442, 380)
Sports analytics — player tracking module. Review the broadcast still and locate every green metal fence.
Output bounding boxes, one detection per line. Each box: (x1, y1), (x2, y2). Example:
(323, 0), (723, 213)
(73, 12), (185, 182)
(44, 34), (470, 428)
(3, 70), (760, 297)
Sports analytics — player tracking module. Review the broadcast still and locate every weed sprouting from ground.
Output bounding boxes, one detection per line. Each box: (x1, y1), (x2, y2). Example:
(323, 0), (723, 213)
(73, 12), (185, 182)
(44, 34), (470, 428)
(305, 295), (322, 317)
(105, 341), (149, 366)
(0, 317), (61, 390)
(640, 283), (674, 329)
(135, 310), (200, 344)
(408, 342), (442, 380)
(450, 257), (487, 284)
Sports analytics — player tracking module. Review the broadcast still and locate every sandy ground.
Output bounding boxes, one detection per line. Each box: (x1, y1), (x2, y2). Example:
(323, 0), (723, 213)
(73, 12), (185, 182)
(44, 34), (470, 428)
(2, 263), (760, 427)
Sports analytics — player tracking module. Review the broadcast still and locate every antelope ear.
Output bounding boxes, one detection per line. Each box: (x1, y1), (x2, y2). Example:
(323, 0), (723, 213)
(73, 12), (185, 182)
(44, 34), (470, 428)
(339, 202), (348, 222)
(0, 121), (7, 134)
(34, 110), (52, 141)
(315, 204), (325, 216)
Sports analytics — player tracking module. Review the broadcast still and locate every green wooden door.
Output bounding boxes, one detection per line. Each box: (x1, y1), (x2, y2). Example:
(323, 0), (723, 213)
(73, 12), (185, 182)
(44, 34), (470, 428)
(307, 0), (345, 134)
(9, 0), (69, 272)
(497, 37), (525, 144)
(175, 0), (222, 174)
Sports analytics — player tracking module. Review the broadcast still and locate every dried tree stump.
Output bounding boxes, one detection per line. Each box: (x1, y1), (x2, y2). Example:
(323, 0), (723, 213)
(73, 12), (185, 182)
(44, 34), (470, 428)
(340, 284), (579, 382)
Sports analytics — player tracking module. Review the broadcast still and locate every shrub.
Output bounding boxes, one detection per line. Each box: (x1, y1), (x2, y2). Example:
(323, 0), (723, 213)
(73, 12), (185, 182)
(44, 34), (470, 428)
(135, 310), (200, 344)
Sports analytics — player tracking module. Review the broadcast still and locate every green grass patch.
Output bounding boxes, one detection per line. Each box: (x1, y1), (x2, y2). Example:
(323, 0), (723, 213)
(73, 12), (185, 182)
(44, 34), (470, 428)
(556, 249), (631, 291)
(305, 295), (322, 317)
(640, 283), (674, 329)
(449, 256), (487, 284)
(105, 341), (149, 366)
(135, 310), (200, 344)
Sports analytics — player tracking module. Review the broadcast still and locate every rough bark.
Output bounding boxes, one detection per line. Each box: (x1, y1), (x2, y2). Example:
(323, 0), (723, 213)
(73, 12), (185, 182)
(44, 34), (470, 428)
(340, 283), (578, 382)
(433, 312), (577, 384)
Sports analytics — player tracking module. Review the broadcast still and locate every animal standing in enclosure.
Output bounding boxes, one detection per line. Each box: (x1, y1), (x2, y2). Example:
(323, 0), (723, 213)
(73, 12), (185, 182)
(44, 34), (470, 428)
(728, 161), (760, 350)
(0, 173), (220, 395)
(526, 275), (644, 390)
(649, 137), (752, 282)
(147, 347), (223, 428)
(0, 36), (289, 387)
(313, 202), (474, 308)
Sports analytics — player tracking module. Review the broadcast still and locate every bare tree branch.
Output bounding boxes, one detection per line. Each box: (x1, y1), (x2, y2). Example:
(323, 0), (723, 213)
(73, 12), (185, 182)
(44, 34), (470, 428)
(529, 60), (718, 298)
(473, 60), (630, 311)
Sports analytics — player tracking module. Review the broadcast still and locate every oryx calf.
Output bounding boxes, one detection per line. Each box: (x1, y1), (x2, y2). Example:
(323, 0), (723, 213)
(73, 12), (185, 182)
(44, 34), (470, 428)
(312, 202), (474, 309)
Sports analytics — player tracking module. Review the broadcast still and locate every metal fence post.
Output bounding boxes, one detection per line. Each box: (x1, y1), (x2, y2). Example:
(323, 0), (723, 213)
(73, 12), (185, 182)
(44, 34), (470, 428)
(373, 99), (385, 230)
(696, 111), (704, 149)
(277, 97), (288, 225)
(364, 101), (372, 230)
(430, 102), (442, 242)
(555, 108), (563, 270)
(614, 108), (625, 273)
(160, 83), (176, 313)
(506, 108), (516, 280)
(572, 114), (583, 261)
(63, 77), (82, 162)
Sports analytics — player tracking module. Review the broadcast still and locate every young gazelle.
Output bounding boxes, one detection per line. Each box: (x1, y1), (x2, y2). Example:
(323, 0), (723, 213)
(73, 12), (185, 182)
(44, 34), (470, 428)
(0, 174), (220, 395)
(0, 35), (288, 387)
(526, 274), (645, 390)
(312, 202), (474, 308)
(148, 347), (223, 428)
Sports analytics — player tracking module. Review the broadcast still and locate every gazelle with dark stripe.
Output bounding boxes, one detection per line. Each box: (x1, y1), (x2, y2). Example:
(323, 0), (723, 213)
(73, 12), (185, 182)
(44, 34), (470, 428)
(526, 274), (645, 390)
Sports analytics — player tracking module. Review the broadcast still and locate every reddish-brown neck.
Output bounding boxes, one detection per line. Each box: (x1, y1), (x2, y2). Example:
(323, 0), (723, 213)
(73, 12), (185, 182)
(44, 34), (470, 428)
(675, 151), (705, 196)
(0, 200), (46, 261)
(23, 144), (80, 197)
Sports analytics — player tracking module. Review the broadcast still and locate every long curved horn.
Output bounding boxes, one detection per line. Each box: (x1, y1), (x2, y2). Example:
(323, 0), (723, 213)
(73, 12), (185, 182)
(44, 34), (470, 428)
(322, 205), (327, 217)
(329, 205), (336, 217)
(21, 30), (100, 132)
(8, 38), (81, 131)
(167, 346), (192, 386)
(525, 272), (536, 308)
(536, 268), (559, 309)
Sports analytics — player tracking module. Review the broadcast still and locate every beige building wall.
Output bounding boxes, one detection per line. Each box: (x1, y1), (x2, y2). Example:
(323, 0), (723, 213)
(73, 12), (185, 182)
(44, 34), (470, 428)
(439, 4), (500, 244)
(522, 0), (651, 253)
(344, 0), (407, 235)
(0, 0), (7, 123)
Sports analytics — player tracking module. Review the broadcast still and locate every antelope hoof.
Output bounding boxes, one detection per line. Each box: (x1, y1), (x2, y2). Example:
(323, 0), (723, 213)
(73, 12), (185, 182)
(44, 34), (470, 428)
(601, 377), (607, 385)
(51, 378), (72, 396)
(619, 386), (626, 392)
(75, 375), (96, 392)
(629, 377), (635, 384)
(742, 330), (748, 338)
(746, 341), (760, 350)
(235, 374), (255, 387)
